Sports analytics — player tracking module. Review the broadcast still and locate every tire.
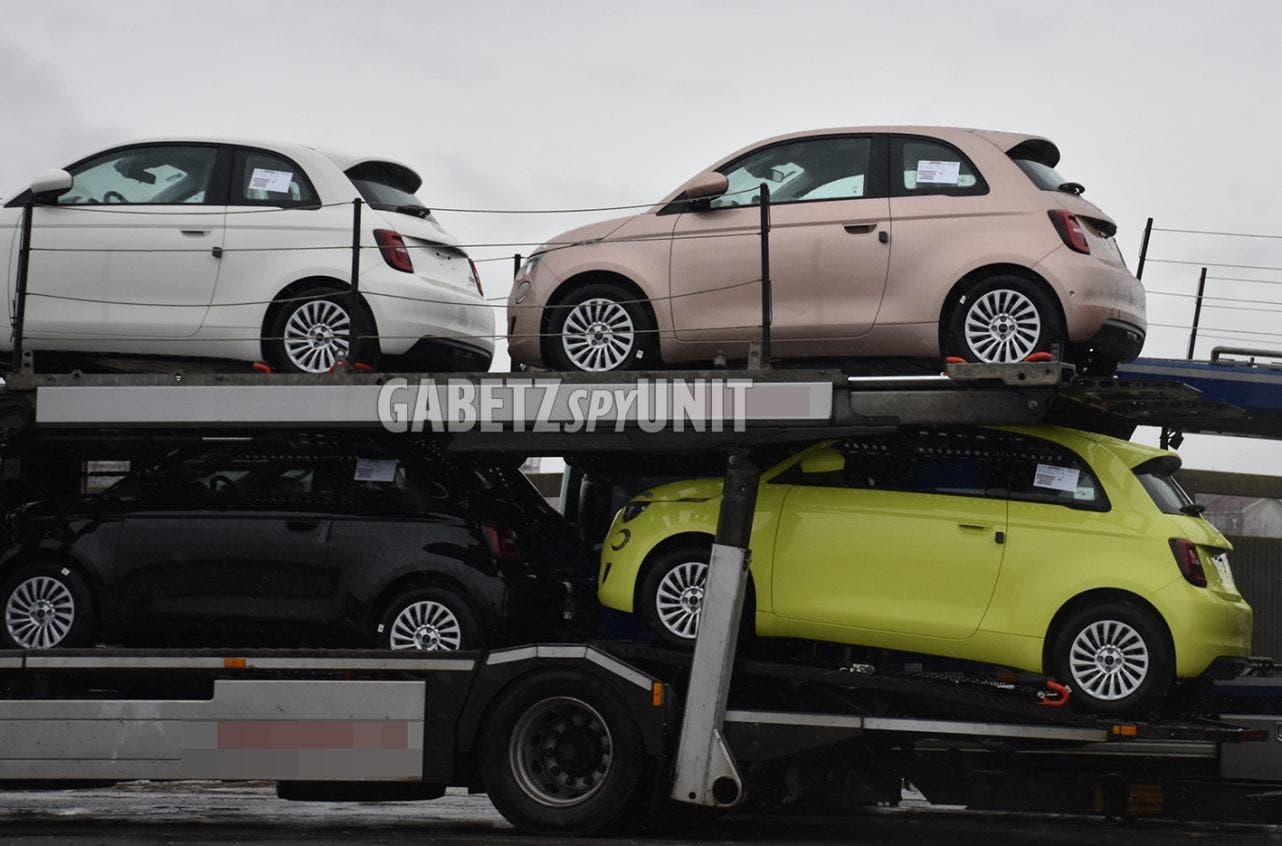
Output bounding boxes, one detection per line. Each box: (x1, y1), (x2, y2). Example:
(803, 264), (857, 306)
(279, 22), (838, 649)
(478, 669), (644, 836)
(376, 585), (482, 652)
(1050, 601), (1173, 716)
(546, 282), (656, 372)
(0, 561), (95, 650)
(637, 545), (753, 651)
(946, 275), (1063, 364)
(267, 285), (376, 374)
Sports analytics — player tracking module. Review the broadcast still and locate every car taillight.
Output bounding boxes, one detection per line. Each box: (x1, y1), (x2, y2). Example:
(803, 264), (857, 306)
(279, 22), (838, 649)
(1048, 209), (1090, 254)
(373, 229), (414, 273)
(468, 258), (484, 296)
(1170, 538), (1207, 587)
(483, 522), (522, 562)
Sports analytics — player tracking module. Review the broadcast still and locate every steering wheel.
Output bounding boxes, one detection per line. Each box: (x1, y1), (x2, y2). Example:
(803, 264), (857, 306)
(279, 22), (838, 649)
(208, 474), (237, 491)
(102, 190), (126, 204)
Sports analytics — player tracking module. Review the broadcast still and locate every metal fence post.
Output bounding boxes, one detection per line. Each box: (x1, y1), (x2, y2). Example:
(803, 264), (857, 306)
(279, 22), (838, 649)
(348, 198), (363, 365)
(1136, 216), (1153, 281)
(11, 202), (33, 372)
(1187, 266), (1207, 360)
(758, 184), (772, 365)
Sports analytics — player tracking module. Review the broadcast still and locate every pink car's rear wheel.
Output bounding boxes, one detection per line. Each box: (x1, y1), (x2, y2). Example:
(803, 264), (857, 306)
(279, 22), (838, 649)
(947, 275), (1062, 364)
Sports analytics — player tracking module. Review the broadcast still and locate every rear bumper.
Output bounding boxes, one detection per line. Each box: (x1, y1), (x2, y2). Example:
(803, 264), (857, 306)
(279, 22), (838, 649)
(1034, 247), (1147, 360)
(1087, 318), (1146, 361)
(383, 337), (493, 373)
(362, 269), (495, 359)
(1157, 580), (1254, 678)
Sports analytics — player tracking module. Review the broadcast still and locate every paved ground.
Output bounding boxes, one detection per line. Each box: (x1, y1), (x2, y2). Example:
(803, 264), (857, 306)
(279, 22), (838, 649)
(0, 782), (1278, 844)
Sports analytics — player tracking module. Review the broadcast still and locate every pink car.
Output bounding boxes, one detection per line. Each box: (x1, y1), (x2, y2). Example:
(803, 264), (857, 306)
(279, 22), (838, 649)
(508, 126), (1145, 373)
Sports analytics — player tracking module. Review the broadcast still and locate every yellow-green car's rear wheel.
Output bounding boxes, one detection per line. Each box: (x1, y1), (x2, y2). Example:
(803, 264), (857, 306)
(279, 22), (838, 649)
(1050, 601), (1172, 716)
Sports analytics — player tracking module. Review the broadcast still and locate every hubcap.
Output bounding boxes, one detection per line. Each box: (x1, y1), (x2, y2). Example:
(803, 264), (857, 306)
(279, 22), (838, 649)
(561, 298), (635, 371)
(389, 600), (462, 651)
(283, 299), (352, 373)
(655, 560), (708, 640)
(510, 696), (613, 807)
(5, 576), (76, 649)
(1068, 619), (1150, 701)
(963, 289), (1042, 362)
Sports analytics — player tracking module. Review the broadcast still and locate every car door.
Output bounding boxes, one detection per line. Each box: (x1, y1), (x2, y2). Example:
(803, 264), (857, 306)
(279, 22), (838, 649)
(108, 447), (333, 641)
(771, 429), (1008, 640)
(15, 143), (228, 347)
(668, 134), (890, 357)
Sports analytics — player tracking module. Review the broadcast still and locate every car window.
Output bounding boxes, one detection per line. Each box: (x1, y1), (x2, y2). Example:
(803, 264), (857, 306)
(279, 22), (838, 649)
(232, 148), (318, 206)
(109, 449), (343, 508)
(1000, 433), (1108, 510)
(57, 145), (218, 205)
(788, 429), (1005, 498)
(894, 137), (986, 197)
(712, 136), (878, 209)
(346, 161), (430, 213)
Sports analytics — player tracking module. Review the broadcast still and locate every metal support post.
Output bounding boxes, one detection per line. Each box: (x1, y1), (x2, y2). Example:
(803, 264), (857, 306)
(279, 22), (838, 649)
(1187, 267), (1207, 360)
(513, 253), (522, 281)
(671, 447), (761, 809)
(11, 202), (33, 372)
(758, 184), (772, 366)
(347, 198), (363, 366)
(1135, 216), (1153, 281)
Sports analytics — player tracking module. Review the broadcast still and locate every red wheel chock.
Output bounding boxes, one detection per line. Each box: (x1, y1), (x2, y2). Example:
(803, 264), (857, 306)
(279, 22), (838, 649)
(1024, 351), (1055, 363)
(1039, 680), (1071, 708)
(251, 362), (274, 373)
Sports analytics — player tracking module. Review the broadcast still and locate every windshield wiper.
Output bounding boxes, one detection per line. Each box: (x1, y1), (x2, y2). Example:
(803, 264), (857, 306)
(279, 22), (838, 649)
(1057, 181), (1086, 196)
(1180, 502), (1207, 516)
(395, 204), (432, 218)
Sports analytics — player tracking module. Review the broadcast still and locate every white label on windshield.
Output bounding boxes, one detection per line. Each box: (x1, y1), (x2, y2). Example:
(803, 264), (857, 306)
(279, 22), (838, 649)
(249, 168), (294, 193)
(1034, 463), (1080, 491)
(915, 160), (961, 185)
(354, 458), (397, 483)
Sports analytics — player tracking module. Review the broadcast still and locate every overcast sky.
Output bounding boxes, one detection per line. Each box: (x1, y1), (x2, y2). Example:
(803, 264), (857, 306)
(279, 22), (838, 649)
(2, 0), (1280, 472)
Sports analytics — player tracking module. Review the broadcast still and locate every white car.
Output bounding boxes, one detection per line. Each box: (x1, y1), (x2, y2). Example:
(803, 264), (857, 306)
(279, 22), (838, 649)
(0, 138), (494, 373)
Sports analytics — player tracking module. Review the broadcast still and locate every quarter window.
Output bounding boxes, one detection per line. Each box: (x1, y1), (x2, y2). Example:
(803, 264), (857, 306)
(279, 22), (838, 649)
(58, 145), (218, 205)
(712, 136), (879, 209)
(894, 137), (986, 197)
(233, 149), (318, 206)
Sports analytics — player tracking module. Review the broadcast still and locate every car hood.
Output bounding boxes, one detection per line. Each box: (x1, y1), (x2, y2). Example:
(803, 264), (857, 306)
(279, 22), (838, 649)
(534, 214), (634, 256)
(633, 477), (723, 503)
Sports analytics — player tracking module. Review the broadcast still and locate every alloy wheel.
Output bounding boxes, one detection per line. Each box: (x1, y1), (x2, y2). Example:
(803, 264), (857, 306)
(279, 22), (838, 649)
(654, 560), (708, 641)
(561, 298), (635, 371)
(1068, 619), (1150, 701)
(509, 696), (613, 807)
(282, 299), (352, 373)
(5, 575), (76, 649)
(389, 600), (463, 651)
(963, 288), (1042, 362)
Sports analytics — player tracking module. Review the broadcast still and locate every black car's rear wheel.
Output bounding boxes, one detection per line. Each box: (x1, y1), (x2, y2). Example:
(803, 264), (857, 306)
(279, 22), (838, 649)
(377, 585), (482, 652)
(1, 562), (95, 650)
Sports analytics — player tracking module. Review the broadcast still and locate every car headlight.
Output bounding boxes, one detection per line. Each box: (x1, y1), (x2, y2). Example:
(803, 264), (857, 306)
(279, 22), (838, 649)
(514, 280), (532, 304)
(518, 253), (544, 280)
(621, 500), (650, 522)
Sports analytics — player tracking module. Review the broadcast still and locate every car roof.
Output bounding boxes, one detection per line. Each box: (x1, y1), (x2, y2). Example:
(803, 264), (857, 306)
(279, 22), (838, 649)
(66, 137), (422, 188)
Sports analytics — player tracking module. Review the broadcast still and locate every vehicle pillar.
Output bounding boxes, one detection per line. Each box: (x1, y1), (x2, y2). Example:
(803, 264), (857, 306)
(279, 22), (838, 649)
(670, 447), (760, 809)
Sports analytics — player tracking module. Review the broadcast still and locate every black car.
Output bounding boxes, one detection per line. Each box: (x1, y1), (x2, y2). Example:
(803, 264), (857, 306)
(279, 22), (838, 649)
(0, 436), (582, 651)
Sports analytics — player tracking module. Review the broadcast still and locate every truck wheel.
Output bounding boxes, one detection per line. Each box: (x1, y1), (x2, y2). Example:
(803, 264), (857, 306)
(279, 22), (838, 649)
(1050, 601), (1172, 716)
(376, 586), (481, 652)
(1, 562), (95, 650)
(479, 669), (644, 836)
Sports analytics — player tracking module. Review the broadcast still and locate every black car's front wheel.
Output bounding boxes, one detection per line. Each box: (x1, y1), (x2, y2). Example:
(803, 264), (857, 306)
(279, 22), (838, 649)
(377, 585), (482, 652)
(1, 561), (95, 650)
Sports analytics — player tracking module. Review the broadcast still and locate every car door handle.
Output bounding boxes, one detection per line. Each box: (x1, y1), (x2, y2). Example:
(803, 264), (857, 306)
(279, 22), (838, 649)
(285, 520), (321, 532)
(957, 523), (990, 531)
(843, 222), (879, 234)
(179, 229), (211, 236)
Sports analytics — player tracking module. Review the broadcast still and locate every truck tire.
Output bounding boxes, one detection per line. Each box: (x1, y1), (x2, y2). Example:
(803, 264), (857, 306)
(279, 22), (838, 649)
(478, 668), (644, 836)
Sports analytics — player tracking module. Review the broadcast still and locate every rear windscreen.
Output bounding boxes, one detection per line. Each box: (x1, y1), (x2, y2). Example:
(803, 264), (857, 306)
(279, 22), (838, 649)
(1134, 457), (1195, 515)
(1012, 156), (1069, 191)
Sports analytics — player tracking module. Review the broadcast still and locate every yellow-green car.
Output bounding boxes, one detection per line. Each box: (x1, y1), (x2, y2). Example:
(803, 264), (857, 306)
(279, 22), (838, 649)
(597, 425), (1252, 715)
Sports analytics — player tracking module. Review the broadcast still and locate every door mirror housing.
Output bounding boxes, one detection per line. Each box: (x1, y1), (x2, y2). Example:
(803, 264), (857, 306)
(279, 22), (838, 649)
(29, 169), (73, 204)
(681, 171), (729, 201)
(800, 447), (845, 476)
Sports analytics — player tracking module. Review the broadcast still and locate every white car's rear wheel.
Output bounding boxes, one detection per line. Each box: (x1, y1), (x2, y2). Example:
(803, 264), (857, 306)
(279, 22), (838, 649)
(268, 286), (376, 373)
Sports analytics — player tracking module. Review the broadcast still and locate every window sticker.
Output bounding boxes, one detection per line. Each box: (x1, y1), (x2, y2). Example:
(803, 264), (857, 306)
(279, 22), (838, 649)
(915, 160), (961, 185)
(354, 458), (398, 483)
(248, 168), (294, 194)
(1034, 463), (1080, 492)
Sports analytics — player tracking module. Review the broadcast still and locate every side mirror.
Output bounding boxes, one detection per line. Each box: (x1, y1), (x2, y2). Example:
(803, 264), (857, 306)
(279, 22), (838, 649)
(682, 171), (729, 201)
(29, 169), (73, 204)
(800, 447), (845, 475)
